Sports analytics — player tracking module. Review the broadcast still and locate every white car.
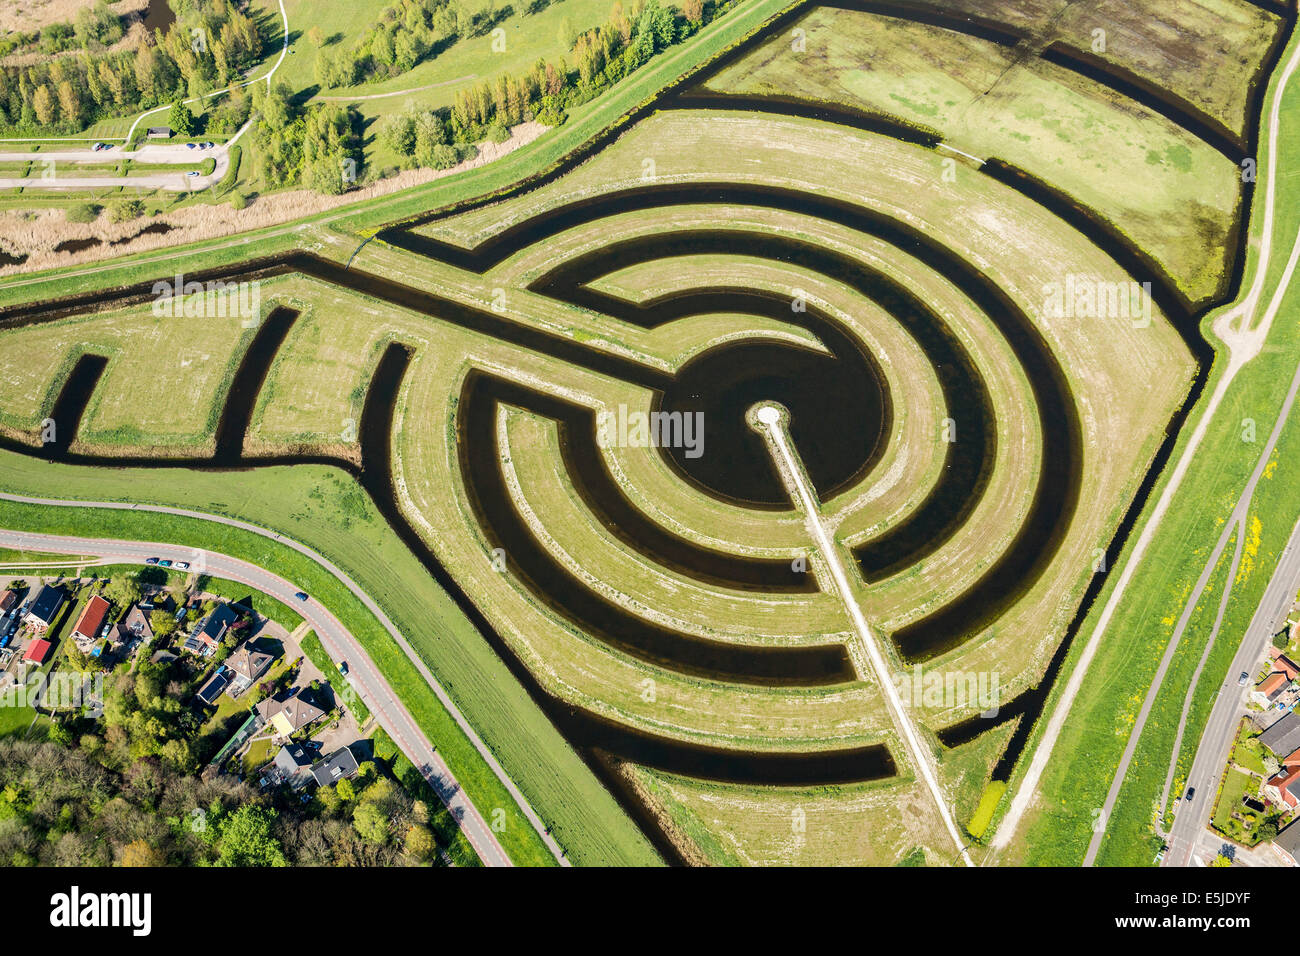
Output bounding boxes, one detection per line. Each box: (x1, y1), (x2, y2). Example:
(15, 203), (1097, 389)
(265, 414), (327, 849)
(173, 561), (190, 571)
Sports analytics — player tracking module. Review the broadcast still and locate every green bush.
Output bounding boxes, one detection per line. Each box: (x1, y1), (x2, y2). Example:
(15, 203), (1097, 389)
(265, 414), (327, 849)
(229, 191), (246, 210)
(485, 122), (510, 144)
(65, 202), (100, 223)
(107, 198), (143, 222)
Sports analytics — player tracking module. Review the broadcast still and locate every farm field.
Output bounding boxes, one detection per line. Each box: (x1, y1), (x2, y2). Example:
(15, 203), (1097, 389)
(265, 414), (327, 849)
(0, 0), (1292, 872)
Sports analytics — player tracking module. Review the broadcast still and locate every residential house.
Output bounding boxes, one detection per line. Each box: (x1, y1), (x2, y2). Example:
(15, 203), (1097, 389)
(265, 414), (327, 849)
(1274, 820), (1300, 866)
(182, 603), (239, 657)
(23, 638), (52, 665)
(1265, 761), (1300, 810)
(1275, 654), (1300, 681)
(272, 742), (316, 789)
(0, 590), (15, 614)
(1260, 711), (1300, 758)
(311, 745), (359, 787)
(1254, 671), (1291, 709)
(71, 595), (111, 647)
(115, 605), (154, 645)
(22, 585), (64, 632)
(195, 671), (229, 706)
(256, 689), (324, 738)
(225, 645), (272, 696)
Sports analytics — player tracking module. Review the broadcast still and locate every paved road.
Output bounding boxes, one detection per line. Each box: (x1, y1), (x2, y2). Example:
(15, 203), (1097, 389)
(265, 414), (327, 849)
(1163, 512), (1300, 867)
(0, 526), (516, 865)
(0, 142), (230, 192)
(0, 488), (569, 866)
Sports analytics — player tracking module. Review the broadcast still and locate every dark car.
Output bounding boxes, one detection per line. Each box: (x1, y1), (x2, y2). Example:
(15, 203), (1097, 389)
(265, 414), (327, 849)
(338, 660), (349, 676)
(158, 559), (172, 568)
(145, 557), (159, 565)
(1185, 787), (1196, 801)
(294, 591), (309, 602)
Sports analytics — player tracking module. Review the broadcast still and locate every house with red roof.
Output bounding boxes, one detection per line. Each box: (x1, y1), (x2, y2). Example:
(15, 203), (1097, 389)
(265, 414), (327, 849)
(23, 638), (52, 665)
(1254, 671), (1291, 708)
(71, 595), (110, 647)
(1276, 655), (1300, 682)
(1265, 761), (1300, 810)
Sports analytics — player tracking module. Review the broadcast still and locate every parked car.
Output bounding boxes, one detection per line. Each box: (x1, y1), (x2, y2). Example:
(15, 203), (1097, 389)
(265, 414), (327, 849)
(158, 559), (172, 568)
(145, 557), (159, 565)
(1185, 786), (1196, 801)
(173, 561), (190, 571)
(338, 660), (349, 676)
(294, 591), (309, 602)
(1239, 671), (1250, 685)
(185, 142), (197, 150)
(186, 171), (199, 177)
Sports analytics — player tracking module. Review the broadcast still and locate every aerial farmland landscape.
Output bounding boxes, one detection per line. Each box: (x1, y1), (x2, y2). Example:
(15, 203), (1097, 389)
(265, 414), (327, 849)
(0, 0), (1299, 927)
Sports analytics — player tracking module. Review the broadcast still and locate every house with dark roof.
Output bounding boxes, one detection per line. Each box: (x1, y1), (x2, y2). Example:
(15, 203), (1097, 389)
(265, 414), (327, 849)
(22, 585), (64, 632)
(256, 689), (324, 737)
(1261, 712), (1300, 758)
(116, 605), (153, 644)
(272, 742), (316, 789)
(225, 645), (273, 695)
(182, 603), (239, 657)
(196, 671), (228, 705)
(311, 745), (359, 787)
(71, 595), (111, 646)
(1274, 820), (1300, 866)
(0, 590), (16, 613)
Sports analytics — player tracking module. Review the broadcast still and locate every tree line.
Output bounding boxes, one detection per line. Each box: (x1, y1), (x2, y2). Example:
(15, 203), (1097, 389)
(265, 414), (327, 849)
(375, 0), (732, 178)
(0, 0), (263, 134)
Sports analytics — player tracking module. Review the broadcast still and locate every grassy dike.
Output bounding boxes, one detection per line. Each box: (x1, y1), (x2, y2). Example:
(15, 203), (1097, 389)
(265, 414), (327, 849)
(0, 0), (801, 309)
(990, 24), (1300, 865)
(0, 461), (660, 866)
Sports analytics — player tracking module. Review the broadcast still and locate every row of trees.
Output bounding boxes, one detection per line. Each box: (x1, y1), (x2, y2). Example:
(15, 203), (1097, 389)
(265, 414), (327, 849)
(314, 0), (463, 89)
(441, 0), (719, 147)
(0, 0), (262, 134)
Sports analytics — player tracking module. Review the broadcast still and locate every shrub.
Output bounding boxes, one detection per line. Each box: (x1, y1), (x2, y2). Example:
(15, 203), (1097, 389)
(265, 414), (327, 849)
(485, 122), (510, 144)
(108, 198), (143, 222)
(65, 202), (100, 223)
(229, 191), (247, 210)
